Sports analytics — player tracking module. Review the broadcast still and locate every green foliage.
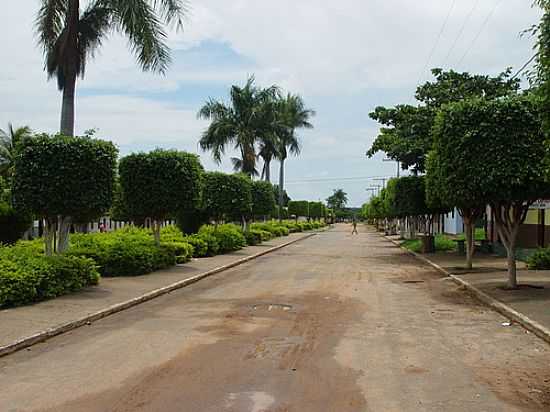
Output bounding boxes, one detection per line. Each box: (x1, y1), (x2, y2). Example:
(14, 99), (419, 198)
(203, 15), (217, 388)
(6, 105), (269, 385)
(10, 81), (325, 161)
(0, 246), (99, 308)
(13, 134), (118, 222)
(368, 69), (520, 173)
(367, 105), (434, 172)
(199, 224), (247, 253)
(119, 149), (203, 222)
(252, 180), (276, 217)
(183, 234), (210, 257)
(534, 1), (550, 134)
(326, 189), (348, 210)
(251, 222), (289, 237)
(393, 176), (429, 217)
(244, 229), (264, 246)
(402, 234), (456, 253)
(430, 96), (548, 211)
(0, 203), (32, 245)
(273, 185), (290, 207)
(67, 228), (176, 277)
(203, 172), (253, 222)
(288, 201), (309, 218)
(527, 248), (550, 270)
(308, 202), (325, 220)
(199, 77), (280, 176)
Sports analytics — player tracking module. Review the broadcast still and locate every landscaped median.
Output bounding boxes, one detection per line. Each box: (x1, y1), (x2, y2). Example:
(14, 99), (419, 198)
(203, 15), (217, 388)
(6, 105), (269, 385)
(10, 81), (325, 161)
(0, 223), (328, 357)
(383, 232), (550, 345)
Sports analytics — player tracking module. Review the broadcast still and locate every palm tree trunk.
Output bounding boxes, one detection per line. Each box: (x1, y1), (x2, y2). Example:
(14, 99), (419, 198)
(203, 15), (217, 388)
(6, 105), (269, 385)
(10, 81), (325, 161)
(278, 157), (285, 222)
(60, 73), (77, 136)
(265, 159), (271, 182)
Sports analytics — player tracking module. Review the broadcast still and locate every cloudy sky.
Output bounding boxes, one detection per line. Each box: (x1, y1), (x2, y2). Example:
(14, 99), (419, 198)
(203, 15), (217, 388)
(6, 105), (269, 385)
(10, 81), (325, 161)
(0, 0), (542, 206)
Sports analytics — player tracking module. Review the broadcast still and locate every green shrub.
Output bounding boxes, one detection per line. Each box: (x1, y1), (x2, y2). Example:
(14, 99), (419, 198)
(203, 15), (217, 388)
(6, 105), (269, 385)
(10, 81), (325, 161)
(199, 224), (246, 253)
(251, 222), (289, 237)
(527, 248), (550, 270)
(68, 228), (176, 277)
(244, 230), (263, 246)
(162, 241), (194, 264)
(184, 234), (209, 257)
(0, 246), (99, 308)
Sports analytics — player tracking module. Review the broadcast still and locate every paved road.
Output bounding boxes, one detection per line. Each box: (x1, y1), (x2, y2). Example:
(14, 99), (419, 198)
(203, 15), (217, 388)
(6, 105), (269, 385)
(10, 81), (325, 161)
(1, 225), (549, 412)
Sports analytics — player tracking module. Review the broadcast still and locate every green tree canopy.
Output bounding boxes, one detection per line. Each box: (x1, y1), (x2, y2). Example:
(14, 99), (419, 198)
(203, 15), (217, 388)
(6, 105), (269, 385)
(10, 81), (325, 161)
(119, 149), (203, 244)
(251, 180), (276, 217)
(13, 133), (118, 254)
(288, 200), (309, 219)
(202, 172), (253, 224)
(326, 189), (348, 211)
(308, 202), (325, 220)
(368, 69), (520, 173)
(429, 95), (549, 284)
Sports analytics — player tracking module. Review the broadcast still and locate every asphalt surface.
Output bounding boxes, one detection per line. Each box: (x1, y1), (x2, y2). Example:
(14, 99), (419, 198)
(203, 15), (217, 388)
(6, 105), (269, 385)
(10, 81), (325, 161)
(1, 225), (549, 412)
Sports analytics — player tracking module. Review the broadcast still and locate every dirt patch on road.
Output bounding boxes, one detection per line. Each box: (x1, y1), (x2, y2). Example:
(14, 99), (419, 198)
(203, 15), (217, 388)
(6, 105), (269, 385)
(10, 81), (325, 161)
(42, 293), (368, 412)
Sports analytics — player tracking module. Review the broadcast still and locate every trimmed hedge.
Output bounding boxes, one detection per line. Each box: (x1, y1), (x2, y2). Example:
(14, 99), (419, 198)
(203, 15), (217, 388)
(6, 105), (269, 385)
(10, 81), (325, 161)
(0, 203), (32, 245)
(68, 228), (176, 277)
(0, 246), (99, 308)
(199, 224), (247, 253)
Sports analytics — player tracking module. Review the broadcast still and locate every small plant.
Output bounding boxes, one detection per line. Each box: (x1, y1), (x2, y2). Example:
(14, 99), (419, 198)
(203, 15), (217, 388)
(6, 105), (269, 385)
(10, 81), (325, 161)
(527, 248), (550, 270)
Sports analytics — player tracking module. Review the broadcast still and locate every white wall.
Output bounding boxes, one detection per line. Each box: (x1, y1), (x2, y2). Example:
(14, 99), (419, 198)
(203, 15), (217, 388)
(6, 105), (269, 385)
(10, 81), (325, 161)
(443, 208), (464, 235)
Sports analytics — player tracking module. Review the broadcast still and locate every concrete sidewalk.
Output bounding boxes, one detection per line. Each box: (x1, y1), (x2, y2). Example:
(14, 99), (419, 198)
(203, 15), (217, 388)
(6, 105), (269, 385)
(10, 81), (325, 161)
(386, 234), (550, 338)
(0, 233), (311, 350)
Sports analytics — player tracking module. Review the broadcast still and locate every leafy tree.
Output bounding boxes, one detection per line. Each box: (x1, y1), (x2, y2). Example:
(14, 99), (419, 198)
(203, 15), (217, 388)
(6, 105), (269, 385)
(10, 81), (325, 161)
(119, 150), (203, 245)
(13, 134), (118, 254)
(198, 77), (279, 177)
(0, 124), (32, 180)
(202, 172), (253, 226)
(367, 106), (434, 173)
(0, 203), (32, 245)
(288, 201), (309, 221)
(251, 180), (276, 218)
(326, 189), (348, 211)
(308, 202), (325, 221)
(275, 93), (315, 219)
(533, 1), (550, 134)
(36, 0), (186, 136)
(430, 96), (549, 286)
(368, 69), (520, 173)
(273, 185), (290, 207)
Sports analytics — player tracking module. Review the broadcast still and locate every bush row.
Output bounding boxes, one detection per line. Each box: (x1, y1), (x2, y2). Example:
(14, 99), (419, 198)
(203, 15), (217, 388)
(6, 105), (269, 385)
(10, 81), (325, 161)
(0, 220), (327, 308)
(0, 246), (99, 308)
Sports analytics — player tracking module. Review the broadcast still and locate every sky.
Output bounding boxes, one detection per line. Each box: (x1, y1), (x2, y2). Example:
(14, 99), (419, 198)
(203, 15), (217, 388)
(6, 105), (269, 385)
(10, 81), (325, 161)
(0, 0), (542, 207)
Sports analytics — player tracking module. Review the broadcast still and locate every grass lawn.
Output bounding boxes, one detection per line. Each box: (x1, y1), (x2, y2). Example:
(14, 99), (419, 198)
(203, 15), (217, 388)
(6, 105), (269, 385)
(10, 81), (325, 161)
(401, 234), (456, 253)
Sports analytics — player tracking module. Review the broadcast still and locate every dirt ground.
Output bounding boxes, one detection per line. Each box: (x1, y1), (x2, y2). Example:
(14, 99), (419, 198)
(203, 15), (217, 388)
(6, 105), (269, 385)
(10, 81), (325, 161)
(0, 225), (549, 412)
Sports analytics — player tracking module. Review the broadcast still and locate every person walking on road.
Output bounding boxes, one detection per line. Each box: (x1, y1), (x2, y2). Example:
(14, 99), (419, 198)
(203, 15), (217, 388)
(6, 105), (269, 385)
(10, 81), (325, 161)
(351, 217), (358, 235)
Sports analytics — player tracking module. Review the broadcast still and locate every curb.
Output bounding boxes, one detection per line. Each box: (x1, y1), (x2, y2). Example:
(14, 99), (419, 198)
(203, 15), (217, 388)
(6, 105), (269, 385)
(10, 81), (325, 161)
(0, 233), (317, 358)
(382, 234), (550, 345)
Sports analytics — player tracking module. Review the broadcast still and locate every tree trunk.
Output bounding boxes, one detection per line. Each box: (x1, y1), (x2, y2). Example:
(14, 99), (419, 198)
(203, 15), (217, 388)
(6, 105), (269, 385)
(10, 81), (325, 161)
(153, 220), (161, 246)
(57, 216), (72, 253)
(278, 157), (285, 222)
(60, 73), (77, 136)
(463, 215), (475, 270)
(44, 218), (55, 256)
(493, 202), (528, 289)
(265, 159), (271, 182)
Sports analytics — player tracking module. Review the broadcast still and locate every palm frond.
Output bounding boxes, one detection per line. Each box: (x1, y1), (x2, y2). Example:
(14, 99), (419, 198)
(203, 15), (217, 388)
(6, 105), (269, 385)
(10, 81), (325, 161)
(78, 3), (112, 77)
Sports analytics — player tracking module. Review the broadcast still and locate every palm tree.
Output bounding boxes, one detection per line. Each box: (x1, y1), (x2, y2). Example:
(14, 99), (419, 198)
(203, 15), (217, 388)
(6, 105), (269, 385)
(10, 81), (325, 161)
(258, 133), (279, 182)
(0, 124), (33, 179)
(327, 189), (348, 210)
(36, 0), (187, 136)
(275, 94), (315, 219)
(198, 77), (279, 177)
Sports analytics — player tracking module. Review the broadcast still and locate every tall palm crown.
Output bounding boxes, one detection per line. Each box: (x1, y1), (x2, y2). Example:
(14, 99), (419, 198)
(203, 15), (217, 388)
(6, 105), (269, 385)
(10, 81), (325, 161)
(0, 124), (33, 179)
(276, 93), (315, 161)
(36, 0), (187, 136)
(198, 77), (279, 177)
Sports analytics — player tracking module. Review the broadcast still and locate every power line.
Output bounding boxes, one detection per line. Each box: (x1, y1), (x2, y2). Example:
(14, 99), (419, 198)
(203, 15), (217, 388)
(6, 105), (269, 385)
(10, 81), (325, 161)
(285, 175), (394, 185)
(511, 54), (538, 80)
(442, 0), (481, 67)
(456, 0), (503, 67)
(412, 0), (457, 101)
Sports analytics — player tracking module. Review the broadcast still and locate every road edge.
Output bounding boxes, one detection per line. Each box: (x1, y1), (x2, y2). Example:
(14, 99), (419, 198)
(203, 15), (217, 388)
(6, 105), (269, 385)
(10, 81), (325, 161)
(382, 234), (550, 345)
(0, 233), (317, 358)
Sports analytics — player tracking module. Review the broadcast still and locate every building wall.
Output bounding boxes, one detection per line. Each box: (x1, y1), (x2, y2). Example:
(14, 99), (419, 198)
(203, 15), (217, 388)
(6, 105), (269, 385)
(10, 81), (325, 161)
(487, 208), (550, 249)
(443, 208), (464, 235)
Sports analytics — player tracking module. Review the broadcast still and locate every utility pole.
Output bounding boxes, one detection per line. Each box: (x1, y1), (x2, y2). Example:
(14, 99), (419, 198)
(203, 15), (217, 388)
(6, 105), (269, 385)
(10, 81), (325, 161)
(383, 158), (400, 178)
(373, 178), (387, 190)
